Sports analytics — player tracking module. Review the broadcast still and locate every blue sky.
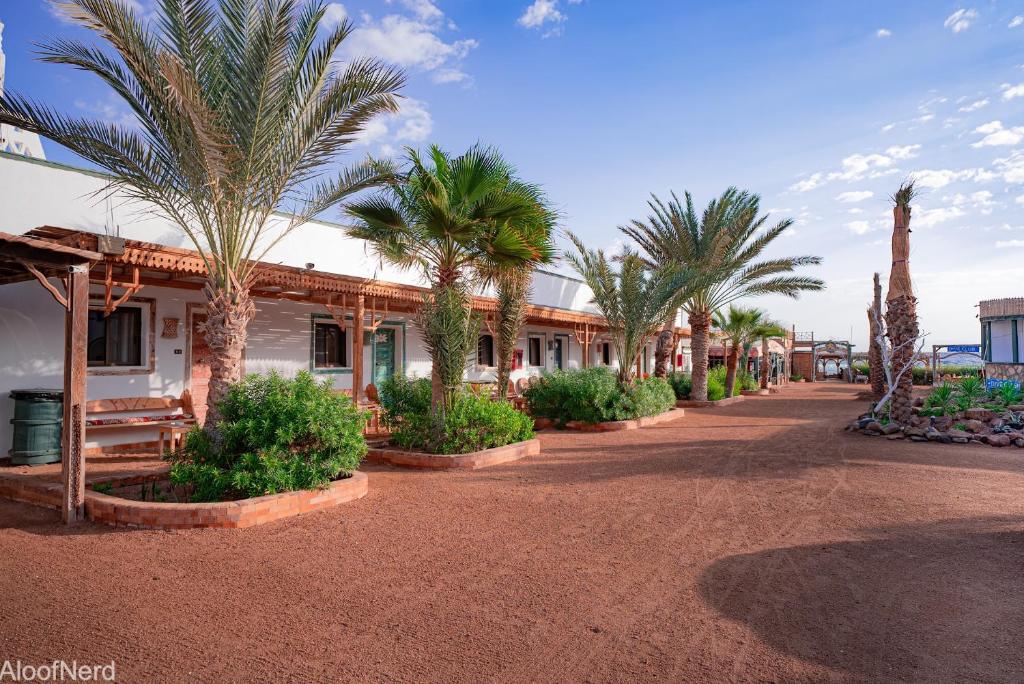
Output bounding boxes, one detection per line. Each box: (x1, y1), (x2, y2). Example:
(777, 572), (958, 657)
(2, 0), (1024, 347)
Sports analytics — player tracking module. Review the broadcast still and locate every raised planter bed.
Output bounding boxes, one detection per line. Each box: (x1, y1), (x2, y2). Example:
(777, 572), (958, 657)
(366, 439), (540, 470)
(85, 471), (368, 529)
(675, 395), (745, 409)
(563, 408), (684, 432)
(740, 389), (771, 397)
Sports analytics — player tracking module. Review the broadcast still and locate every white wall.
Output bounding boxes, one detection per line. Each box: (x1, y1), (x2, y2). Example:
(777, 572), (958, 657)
(990, 320), (1016, 363)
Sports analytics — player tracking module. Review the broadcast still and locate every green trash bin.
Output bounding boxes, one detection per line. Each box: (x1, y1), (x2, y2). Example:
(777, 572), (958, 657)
(9, 389), (63, 466)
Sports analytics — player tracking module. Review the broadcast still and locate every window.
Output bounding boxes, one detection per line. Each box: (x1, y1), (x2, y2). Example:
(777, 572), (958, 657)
(314, 322), (347, 369)
(600, 342), (610, 365)
(528, 336), (543, 367)
(88, 307), (142, 367)
(477, 334), (495, 367)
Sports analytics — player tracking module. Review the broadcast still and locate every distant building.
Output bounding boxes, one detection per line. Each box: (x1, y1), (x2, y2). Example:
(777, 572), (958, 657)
(980, 298), (1024, 387)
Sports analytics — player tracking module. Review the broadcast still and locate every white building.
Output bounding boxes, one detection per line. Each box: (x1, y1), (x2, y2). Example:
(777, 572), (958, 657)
(0, 151), (694, 452)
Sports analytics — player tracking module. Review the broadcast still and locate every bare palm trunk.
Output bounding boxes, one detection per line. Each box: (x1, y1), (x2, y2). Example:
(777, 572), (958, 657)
(886, 191), (917, 424)
(760, 337), (770, 389)
(201, 285), (256, 430)
(724, 343), (739, 396)
(688, 309), (712, 401)
(653, 316), (675, 378)
(868, 272), (886, 402)
(495, 270), (530, 403)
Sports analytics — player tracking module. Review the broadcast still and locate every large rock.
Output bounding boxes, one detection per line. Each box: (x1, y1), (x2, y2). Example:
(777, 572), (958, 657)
(963, 419), (989, 434)
(864, 421), (883, 433)
(964, 408), (998, 423)
(881, 423), (902, 435)
(1007, 404), (1024, 412)
(985, 434), (1012, 447)
(947, 428), (971, 443)
(903, 426), (927, 438)
(932, 416), (953, 432)
(1014, 438), (1024, 448)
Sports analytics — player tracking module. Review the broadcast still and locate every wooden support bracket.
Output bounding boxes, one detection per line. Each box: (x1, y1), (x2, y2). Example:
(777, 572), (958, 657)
(103, 263), (144, 315)
(365, 296), (389, 333)
(324, 293), (350, 329)
(18, 259), (69, 309)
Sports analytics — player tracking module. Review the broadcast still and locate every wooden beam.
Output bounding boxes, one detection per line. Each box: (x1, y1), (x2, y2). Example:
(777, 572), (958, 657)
(62, 264), (89, 524)
(352, 294), (365, 404)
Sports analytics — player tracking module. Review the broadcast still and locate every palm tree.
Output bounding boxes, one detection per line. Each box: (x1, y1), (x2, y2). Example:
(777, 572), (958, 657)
(713, 306), (761, 397)
(621, 188), (824, 401)
(0, 0), (405, 429)
(564, 232), (692, 387)
(346, 145), (553, 416)
(885, 181), (919, 423)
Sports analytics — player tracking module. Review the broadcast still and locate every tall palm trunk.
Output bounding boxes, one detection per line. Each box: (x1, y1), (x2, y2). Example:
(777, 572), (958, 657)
(885, 186), (918, 424)
(653, 316), (676, 378)
(201, 284), (256, 429)
(760, 336), (770, 389)
(688, 309), (712, 401)
(724, 343), (739, 396)
(495, 269), (530, 402)
(868, 272), (885, 402)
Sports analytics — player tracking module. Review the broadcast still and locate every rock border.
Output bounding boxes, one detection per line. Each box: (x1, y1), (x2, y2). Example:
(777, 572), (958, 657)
(563, 408), (684, 432)
(84, 471), (369, 529)
(366, 438), (540, 470)
(675, 395), (745, 409)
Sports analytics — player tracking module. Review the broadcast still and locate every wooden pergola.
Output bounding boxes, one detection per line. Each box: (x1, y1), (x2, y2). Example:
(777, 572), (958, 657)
(0, 231), (102, 524)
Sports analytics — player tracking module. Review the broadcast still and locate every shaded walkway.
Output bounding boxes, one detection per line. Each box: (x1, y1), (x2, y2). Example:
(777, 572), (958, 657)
(1, 383), (1023, 682)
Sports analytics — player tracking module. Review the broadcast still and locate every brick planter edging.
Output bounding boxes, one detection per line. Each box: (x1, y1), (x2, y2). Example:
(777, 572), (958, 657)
(84, 471), (368, 529)
(366, 438), (541, 470)
(675, 395), (745, 408)
(564, 408), (685, 432)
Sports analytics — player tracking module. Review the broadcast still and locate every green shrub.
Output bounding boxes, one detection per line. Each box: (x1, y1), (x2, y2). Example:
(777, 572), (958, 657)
(707, 365), (735, 399)
(666, 372), (692, 400)
(738, 371), (759, 392)
(991, 381), (1022, 406)
(379, 374), (533, 454)
(924, 382), (956, 416)
(524, 367), (675, 424)
(790, 374), (804, 382)
(169, 371), (367, 502)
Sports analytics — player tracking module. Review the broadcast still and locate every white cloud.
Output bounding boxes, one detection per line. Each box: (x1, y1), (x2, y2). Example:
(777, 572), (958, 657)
(910, 168), (979, 189)
(993, 150), (1024, 183)
(1009, 16), (1024, 28)
(836, 191), (874, 203)
(356, 97), (433, 148)
(1016, 195), (1024, 205)
(944, 8), (977, 33)
(789, 173), (824, 193)
(846, 220), (871, 235)
(518, 0), (565, 30)
(1001, 82), (1024, 100)
(830, 152), (895, 181)
(880, 122), (896, 132)
(996, 239), (1024, 248)
(915, 206), (966, 229)
(395, 0), (443, 23)
(972, 120), (1024, 147)
(958, 98), (988, 112)
(876, 28), (892, 37)
(886, 144), (920, 160)
(344, 14), (478, 84)
(321, 3), (348, 28)
(74, 94), (137, 128)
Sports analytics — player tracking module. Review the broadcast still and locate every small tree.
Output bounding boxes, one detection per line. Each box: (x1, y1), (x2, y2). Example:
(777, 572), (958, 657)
(752, 320), (788, 389)
(564, 232), (692, 387)
(713, 306), (761, 397)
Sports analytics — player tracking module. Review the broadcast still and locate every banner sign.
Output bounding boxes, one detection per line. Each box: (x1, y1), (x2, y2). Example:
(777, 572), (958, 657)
(986, 378), (1021, 391)
(947, 345), (981, 353)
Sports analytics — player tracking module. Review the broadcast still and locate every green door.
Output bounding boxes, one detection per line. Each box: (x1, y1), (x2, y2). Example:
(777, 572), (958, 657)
(373, 328), (396, 385)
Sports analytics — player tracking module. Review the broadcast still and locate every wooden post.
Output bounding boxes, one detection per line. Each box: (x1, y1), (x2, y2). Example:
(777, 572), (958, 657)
(62, 264), (88, 524)
(582, 323), (589, 368)
(352, 294), (365, 404)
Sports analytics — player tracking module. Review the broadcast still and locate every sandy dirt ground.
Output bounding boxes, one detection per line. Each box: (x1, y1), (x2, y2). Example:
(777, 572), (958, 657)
(2, 383), (1023, 683)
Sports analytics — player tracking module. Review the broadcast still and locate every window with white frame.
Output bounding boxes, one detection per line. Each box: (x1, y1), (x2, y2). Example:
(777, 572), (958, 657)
(88, 306), (142, 367)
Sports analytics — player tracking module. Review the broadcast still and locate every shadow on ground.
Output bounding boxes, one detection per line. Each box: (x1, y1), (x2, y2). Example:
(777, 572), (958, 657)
(698, 516), (1024, 681)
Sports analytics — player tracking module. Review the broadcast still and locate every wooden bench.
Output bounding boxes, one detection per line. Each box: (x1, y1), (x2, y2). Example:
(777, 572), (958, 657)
(85, 392), (196, 437)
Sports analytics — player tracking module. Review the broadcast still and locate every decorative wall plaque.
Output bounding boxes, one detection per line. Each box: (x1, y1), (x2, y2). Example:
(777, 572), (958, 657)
(162, 317), (179, 339)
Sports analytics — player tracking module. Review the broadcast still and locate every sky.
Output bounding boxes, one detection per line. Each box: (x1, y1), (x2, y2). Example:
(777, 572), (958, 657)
(1, 0), (1024, 349)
